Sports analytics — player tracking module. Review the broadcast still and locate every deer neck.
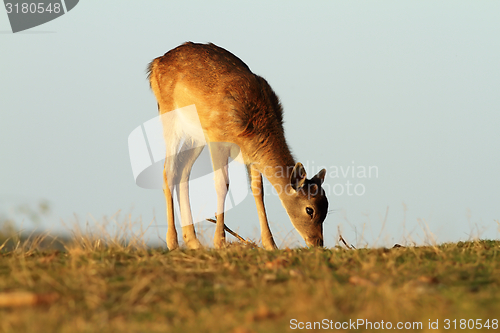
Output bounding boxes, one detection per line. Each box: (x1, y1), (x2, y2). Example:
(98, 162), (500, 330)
(249, 133), (295, 197)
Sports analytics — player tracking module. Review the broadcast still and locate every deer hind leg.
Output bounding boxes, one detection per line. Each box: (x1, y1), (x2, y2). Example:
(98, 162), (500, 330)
(250, 165), (277, 250)
(162, 109), (182, 250)
(164, 160), (179, 250)
(174, 141), (204, 249)
(208, 143), (231, 249)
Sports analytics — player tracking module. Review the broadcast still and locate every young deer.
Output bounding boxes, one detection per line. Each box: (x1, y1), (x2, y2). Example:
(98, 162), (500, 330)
(148, 42), (328, 250)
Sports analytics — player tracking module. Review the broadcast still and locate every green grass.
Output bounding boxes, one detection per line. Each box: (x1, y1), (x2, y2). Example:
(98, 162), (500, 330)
(0, 229), (499, 332)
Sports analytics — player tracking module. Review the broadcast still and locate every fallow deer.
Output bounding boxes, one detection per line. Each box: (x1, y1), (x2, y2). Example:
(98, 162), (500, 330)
(147, 42), (328, 250)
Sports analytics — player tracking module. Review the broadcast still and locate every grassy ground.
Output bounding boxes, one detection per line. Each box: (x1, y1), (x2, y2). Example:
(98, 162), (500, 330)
(0, 229), (499, 332)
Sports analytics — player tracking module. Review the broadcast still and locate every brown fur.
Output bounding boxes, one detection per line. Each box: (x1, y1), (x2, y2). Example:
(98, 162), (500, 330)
(148, 42), (328, 249)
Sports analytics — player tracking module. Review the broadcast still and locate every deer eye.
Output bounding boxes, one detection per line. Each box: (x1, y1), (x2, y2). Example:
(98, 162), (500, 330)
(306, 207), (314, 218)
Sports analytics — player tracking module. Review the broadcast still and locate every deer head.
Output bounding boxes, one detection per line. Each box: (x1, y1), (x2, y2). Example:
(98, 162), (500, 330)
(280, 163), (328, 247)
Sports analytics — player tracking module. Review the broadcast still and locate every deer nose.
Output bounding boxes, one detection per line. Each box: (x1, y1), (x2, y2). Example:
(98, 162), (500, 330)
(306, 237), (323, 247)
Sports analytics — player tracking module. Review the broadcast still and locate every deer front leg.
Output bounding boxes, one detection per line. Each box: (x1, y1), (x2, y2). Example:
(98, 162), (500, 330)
(250, 166), (277, 250)
(213, 164), (229, 248)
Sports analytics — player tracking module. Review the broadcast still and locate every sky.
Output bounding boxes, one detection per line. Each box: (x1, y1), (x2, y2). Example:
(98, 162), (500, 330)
(1, 1), (499, 248)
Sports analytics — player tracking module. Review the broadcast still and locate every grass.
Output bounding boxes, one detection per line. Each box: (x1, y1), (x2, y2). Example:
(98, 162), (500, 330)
(0, 224), (499, 332)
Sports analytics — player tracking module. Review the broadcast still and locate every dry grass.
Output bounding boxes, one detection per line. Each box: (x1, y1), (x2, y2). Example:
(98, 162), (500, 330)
(0, 220), (499, 333)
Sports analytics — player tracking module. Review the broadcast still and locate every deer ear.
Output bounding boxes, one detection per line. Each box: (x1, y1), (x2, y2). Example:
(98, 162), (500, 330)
(290, 162), (307, 190)
(312, 168), (326, 185)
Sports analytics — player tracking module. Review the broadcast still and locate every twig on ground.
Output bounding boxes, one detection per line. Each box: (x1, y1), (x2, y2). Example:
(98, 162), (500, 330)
(339, 235), (353, 249)
(206, 218), (253, 245)
(338, 226), (355, 249)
